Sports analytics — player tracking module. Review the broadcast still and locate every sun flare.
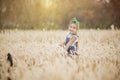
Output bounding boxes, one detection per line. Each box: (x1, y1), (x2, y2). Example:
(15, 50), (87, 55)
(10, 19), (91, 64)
(44, 0), (53, 8)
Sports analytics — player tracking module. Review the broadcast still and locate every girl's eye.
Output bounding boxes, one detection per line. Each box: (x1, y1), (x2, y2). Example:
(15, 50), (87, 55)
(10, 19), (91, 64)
(73, 27), (75, 29)
(73, 26), (76, 29)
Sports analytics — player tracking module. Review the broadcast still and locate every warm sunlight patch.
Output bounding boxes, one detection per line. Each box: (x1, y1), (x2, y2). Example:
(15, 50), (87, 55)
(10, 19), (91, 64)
(44, 0), (53, 8)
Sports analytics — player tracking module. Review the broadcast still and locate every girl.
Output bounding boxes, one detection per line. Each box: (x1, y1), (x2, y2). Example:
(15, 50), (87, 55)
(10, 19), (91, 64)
(61, 17), (80, 56)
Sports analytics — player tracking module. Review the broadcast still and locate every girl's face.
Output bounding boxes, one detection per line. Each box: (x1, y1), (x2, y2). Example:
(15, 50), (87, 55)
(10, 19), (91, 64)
(68, 23), (78, 34)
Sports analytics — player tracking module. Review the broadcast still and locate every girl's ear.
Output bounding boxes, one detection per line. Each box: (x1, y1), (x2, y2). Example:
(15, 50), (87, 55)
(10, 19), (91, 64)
(77, 26), (79, 30)
(67, 24), (69, 28)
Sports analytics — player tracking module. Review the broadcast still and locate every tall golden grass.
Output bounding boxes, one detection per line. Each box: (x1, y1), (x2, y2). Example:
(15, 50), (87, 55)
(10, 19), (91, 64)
(0, 30), (120, 80)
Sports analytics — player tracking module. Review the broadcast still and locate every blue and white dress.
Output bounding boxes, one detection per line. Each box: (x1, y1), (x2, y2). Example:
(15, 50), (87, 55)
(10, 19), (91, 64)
(65, 32), (78, 55)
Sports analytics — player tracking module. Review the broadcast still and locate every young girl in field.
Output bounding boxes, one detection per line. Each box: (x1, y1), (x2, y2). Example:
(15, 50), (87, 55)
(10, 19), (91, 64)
(60, 17), (80, 56)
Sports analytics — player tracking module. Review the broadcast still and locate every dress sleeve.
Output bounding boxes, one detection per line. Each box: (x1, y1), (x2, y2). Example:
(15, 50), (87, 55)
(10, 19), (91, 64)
(71, 35), (78, 38)
(71, 35), (79, 42)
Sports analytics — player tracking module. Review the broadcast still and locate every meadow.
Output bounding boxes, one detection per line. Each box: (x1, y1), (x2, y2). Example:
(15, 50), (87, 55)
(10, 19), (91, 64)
(0, 30), (120, 80)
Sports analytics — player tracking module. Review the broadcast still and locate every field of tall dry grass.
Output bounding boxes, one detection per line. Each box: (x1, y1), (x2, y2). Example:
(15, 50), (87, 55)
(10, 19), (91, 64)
(0, 30), (120, 80)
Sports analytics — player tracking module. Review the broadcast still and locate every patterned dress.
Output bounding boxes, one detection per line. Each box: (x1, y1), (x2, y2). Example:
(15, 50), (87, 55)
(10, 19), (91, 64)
(65, 32), (78, 55)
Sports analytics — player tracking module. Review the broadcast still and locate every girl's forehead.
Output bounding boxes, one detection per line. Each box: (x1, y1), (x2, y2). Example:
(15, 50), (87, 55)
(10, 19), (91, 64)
(69, 23), (77, 27)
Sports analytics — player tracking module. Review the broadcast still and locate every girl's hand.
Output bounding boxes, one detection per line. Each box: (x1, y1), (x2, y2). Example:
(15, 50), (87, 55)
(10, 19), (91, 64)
(60, 41), (66, 47)
(59, 44), (63, 47)
(59, 43), (65, 47)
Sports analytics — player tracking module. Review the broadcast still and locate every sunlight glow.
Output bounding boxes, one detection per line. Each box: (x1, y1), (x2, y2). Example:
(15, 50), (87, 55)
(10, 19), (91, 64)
(44, 0), (53, 8)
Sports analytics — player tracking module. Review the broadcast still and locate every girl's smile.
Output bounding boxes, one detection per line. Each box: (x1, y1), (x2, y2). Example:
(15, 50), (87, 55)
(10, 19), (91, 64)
(68, 23), (77, 34)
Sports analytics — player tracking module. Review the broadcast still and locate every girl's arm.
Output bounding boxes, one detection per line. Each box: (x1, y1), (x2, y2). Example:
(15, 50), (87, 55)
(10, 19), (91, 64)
(76, 42), (78, 51)
(65, 37), (77, 51)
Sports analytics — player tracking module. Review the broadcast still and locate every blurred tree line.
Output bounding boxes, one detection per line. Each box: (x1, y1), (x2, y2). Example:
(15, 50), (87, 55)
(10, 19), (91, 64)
(0, 0), (120, 30)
